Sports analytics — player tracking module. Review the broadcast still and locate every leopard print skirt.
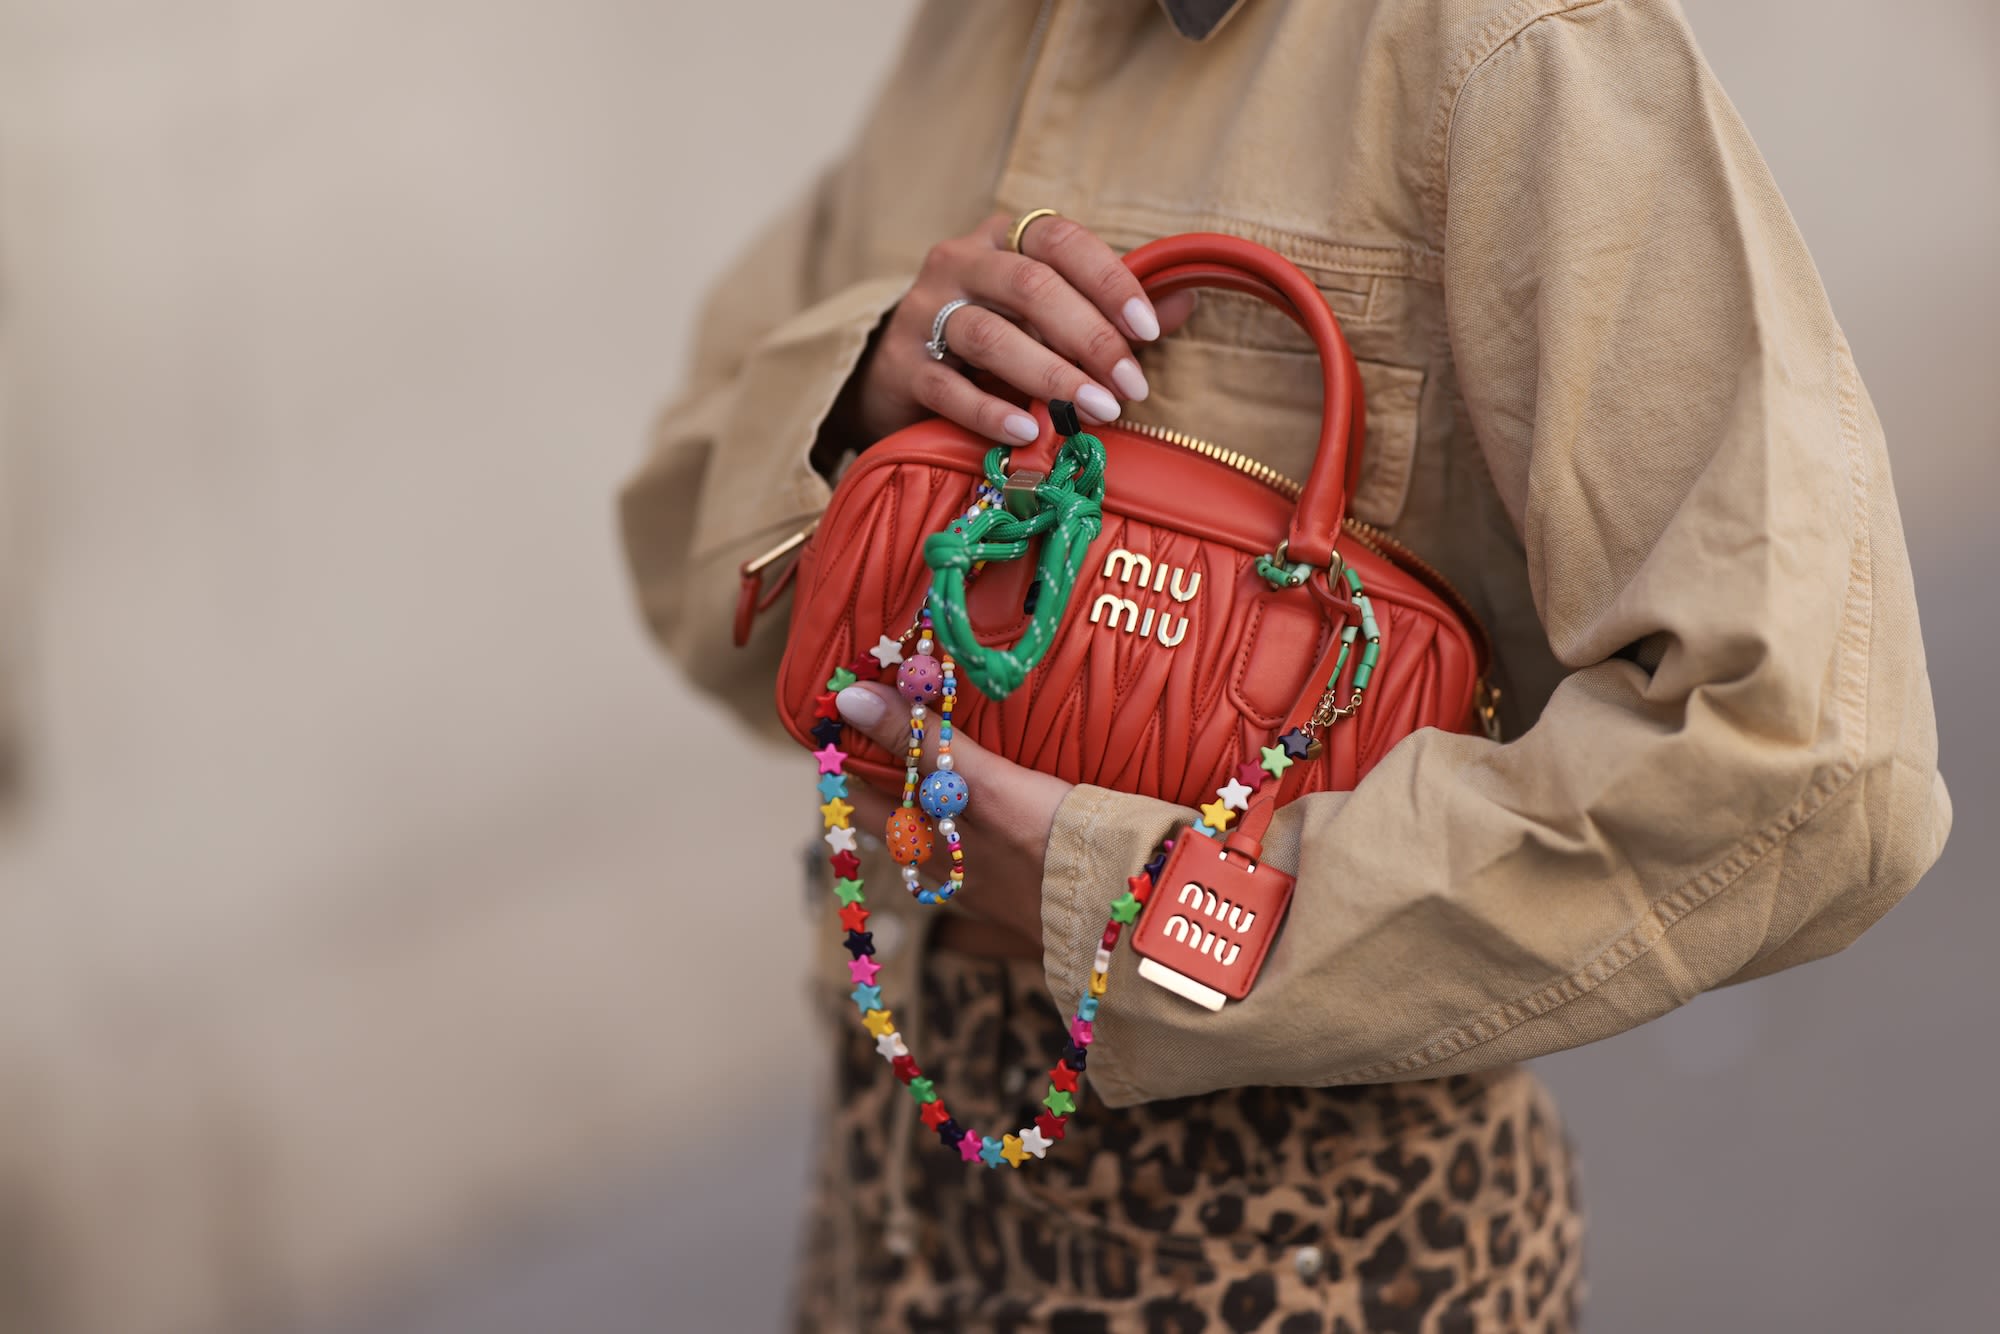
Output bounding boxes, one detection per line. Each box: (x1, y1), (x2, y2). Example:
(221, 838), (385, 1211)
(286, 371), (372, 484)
(795, 947), (1587, 1332)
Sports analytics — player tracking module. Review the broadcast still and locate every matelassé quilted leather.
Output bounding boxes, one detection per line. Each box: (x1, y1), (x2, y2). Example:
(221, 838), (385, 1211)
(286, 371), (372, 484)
(765, 234), (1487, 834)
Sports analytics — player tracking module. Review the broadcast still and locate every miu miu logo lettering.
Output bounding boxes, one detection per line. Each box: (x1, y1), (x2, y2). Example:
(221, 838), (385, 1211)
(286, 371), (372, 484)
(1159, 880), (1254, 968)
(1088, 548), (1197, 648)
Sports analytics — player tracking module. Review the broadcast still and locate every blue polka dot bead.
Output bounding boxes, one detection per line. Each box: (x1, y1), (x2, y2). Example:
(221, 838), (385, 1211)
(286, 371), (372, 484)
(919, 769), (970, 819)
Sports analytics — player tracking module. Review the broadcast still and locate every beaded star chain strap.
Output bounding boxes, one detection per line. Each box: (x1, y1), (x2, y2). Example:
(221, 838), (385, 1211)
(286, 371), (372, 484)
(817, 670), (1168, 1168)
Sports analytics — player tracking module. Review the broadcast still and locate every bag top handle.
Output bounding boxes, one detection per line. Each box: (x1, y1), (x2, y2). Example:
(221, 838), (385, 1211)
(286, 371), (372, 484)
(1121, 233), (1366, 569)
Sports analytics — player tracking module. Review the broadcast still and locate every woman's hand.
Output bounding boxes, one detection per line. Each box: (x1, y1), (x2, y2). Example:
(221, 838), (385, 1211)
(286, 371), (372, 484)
(835, 681), (1070, 951)
(852, 213), (1198, 445)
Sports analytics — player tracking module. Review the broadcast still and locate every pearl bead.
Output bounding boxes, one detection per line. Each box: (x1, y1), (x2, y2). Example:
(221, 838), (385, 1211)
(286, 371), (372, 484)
(910, 704), (926, 720)
(936, 818), (956, 838)
(901, 864), (921, 885)
(936, 753), (953, 771)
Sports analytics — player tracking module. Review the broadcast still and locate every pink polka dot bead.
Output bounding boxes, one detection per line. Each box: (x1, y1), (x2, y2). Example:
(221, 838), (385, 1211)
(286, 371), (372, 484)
(897, 654), (943, 704)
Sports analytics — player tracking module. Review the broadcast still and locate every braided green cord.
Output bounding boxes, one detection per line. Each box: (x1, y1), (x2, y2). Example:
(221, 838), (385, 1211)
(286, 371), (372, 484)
(923, 432), (1107, 699)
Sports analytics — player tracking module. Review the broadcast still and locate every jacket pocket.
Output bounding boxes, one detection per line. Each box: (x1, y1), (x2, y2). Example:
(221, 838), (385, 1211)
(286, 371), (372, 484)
(1132, 291), (1426, 528)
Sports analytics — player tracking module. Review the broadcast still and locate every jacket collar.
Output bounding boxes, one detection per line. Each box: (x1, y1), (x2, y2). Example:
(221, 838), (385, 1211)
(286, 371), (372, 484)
(1156, 0), (1251, 42)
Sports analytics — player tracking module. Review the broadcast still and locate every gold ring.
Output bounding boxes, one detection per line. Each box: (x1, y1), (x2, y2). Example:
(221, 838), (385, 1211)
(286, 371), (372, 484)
(1007, 207), (1060, 254)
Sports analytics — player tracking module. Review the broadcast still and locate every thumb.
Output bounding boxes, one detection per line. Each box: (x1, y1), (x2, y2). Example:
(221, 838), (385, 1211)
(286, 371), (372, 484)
(835, 680), (1000, 785)
(833, 681), (910, 757)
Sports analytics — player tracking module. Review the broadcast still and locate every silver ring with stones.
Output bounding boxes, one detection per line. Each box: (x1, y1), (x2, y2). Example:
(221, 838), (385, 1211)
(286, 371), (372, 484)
(925, 298), (974, 361)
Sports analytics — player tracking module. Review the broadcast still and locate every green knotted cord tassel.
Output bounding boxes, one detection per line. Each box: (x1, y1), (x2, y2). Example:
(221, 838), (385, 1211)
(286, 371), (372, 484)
(924, 430), (1106, 700)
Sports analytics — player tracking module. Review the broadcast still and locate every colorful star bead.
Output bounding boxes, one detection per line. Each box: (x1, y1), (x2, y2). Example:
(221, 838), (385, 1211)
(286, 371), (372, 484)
(1019, 1125), (1052, 1159)
(918, 769), (969, 818)
(980, 1136), (1006, 1168)
(862, 1008), (896, 1038)
(908, 1076), (937, 1104)
(1109, 892), (1142, 924)
(936, 1118), (965, 1148)
(833, 876), (865, 905)
(874, 1031), (907, 1060)
(1087, 972), (1107, 999)
(810, 717), (843, 747)
(891, 1054), (920, 1082)
(827, 667), (858, 691)
(1078, 996), (1099, 1022)
(1218, 776), (1255, 810)
(1043, 1088), (1077, 1117)
(1048, 1063), (1079, 1093)
(1062, 1042), (1088, 1069)
(1072, 1017), (1095, 1044)
(1259, 743), (1294, 778)
(1126, 872), (1153, 902)
(830, 850), (861, 879)
(824, 825), (858, 853)
(816, 773), (849, 801)
(957, 1130), (985, 1162)
(843, 929), (874, 958)
(1278, 728), (1315, 761)
(848, 956), (881, 985)
(813, 692), (841, 721)
(921, 1100), (953, 1129)
(1235, 761), (1268, 792)
(838, 902), (869, 933)
(1034, 1112), (1067, 1142)
(820, 797), (855, 829)
(870, 635), (905, 668)
(1198, 798), (1236, 831)
(813, 744), (846, 775)
(1192, 820), (1219, 839)
(1000, 1134), (1029, 1168)
(849, 983), (882, 1013)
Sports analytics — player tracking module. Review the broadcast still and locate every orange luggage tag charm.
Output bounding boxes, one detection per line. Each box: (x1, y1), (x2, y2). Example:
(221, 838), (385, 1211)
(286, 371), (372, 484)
(1130, 824), (1295, 1012)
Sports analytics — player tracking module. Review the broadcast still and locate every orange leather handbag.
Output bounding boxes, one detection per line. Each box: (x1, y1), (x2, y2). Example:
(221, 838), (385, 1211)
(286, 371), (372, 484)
(747, 233), (1494, 828)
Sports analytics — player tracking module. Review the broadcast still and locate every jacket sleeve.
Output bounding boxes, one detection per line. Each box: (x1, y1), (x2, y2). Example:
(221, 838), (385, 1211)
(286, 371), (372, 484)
(1042, 0), (1953, 1106)
(618, 163), (910, 735)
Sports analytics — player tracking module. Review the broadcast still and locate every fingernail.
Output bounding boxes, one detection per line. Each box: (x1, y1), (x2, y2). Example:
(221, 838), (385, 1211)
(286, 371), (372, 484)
(1111, 358), (1149, 402)
(1003, 413), (1040, 442)
(1123, 297), (1160, 342)
(1076, 383), (1120, 422)
(836, 686), (885, 727)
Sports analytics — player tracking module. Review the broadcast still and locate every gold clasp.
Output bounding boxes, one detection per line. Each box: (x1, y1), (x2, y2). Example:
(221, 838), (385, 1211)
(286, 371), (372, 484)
(1475, 677), (1503, 743)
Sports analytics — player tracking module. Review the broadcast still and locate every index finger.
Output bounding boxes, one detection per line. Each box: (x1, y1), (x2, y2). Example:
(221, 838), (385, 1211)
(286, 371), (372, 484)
(1006, 214), (1160, 343)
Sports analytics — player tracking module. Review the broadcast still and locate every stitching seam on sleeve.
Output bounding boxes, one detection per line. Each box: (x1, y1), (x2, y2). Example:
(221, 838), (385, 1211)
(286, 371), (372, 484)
(1331, 334), (1877, 1084)
(1422, 0), (1613, 253)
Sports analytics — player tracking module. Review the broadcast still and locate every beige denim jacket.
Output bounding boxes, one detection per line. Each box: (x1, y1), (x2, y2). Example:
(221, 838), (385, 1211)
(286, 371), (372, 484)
(619, 0), (1952, 1105)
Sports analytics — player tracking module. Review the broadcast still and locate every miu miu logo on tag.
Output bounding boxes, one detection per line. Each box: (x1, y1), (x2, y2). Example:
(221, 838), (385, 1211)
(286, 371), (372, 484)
(1159, 881), (1254, 968)
(1088, 548), (1197, 648)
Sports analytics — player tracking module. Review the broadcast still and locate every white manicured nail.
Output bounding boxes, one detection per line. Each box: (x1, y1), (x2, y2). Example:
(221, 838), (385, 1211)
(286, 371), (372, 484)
(1111, 358), (1149, 402)
(1004, 413), (1040, 442)
(836, 686), (885, 727)
(1076, 384), (1121, 422)
(1123, 297), (1160, 342)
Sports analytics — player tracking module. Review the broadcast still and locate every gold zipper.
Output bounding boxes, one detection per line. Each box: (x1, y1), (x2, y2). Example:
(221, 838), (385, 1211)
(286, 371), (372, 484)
(1121, 418), (1473, 589)
(1121, 418), (1501, 732)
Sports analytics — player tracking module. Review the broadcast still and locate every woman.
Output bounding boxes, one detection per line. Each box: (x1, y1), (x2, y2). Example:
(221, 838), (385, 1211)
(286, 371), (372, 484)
(621, 2), (1951, 1329)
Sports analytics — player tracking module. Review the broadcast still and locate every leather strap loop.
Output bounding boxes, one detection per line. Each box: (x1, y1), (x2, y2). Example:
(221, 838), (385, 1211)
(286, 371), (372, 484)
(1121, 234), (1366, 568)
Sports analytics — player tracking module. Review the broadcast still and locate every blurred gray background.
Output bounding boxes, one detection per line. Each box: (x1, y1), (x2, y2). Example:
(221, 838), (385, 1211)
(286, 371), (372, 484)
(0, 2), (1992, 1332)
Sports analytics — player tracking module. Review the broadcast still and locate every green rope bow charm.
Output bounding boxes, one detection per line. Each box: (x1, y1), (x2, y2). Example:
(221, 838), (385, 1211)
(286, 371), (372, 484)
(923, 405), (1107, 700)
